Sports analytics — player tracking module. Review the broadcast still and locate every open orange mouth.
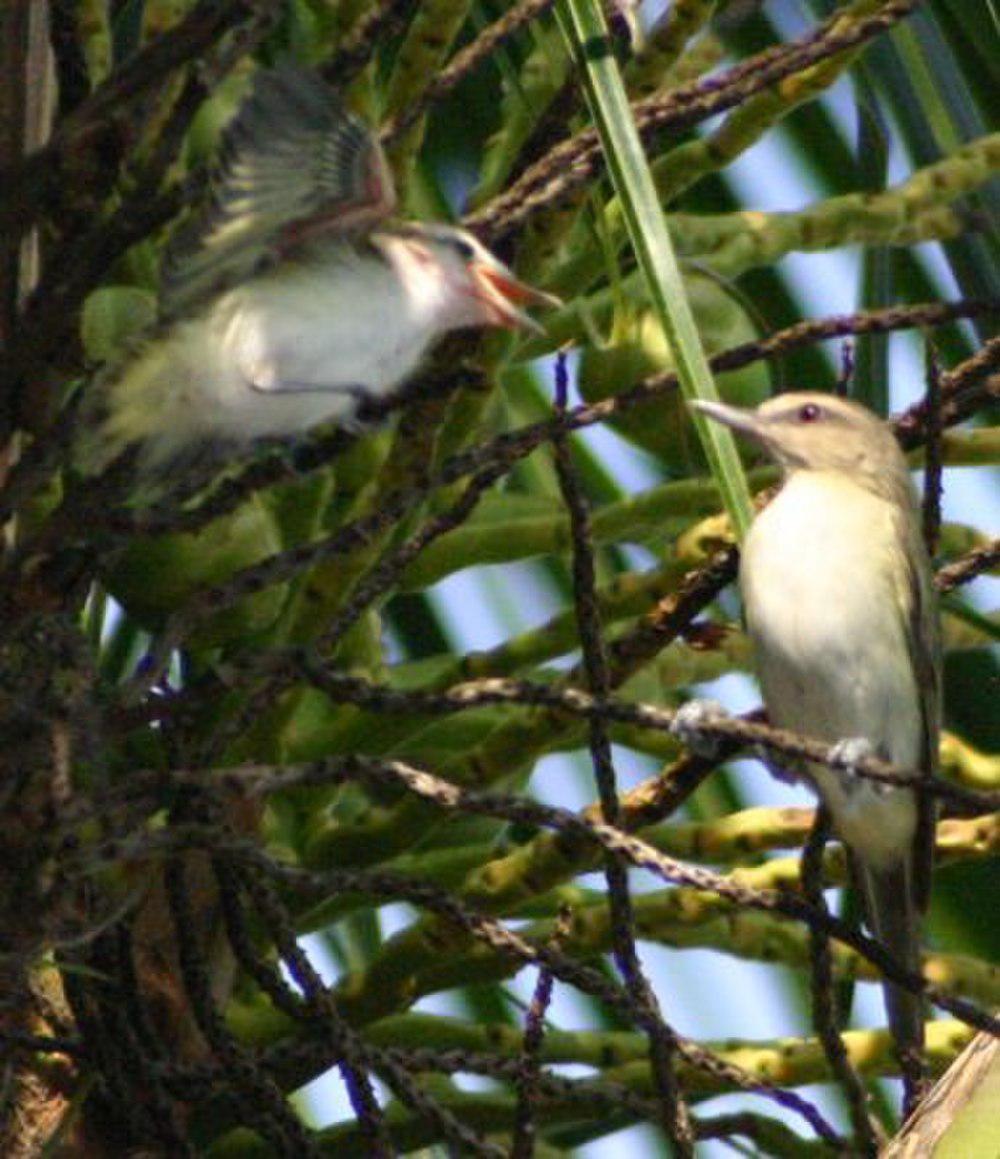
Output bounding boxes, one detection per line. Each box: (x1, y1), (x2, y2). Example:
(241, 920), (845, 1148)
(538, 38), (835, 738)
(475, 265), (561, 332)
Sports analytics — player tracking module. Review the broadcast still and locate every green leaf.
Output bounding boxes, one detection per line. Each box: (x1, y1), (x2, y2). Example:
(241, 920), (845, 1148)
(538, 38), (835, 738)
(556, 0), (754, 537)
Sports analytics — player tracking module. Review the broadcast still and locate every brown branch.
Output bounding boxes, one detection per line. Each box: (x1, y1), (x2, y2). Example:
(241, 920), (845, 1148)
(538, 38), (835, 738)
(233, 866), (393, 1157)
(258, 670), (999, 816)
(383, 0), (559, 143)
(898, 333), (1000, 448)
(0, 0), (266, 241)
(103, 790), (1000, 1043)
(935, 538), (1000, 594)
(148, 829), (845, 1144)
(321, 0), (419, 88)
(801, 808), (881, 1154)
(511, 905), (572, 1159)
(552, 356), (694, 1151)
(163, 844), (324, 1157)
(467, 0), (919, 242)
(214, 862), (506, 1158)
(99, 297), (996, 546)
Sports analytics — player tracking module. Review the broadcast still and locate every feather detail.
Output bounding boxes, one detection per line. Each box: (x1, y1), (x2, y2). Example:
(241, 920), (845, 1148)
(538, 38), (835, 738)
(895, 503), (941, 912)
(160, 66), (395, 321)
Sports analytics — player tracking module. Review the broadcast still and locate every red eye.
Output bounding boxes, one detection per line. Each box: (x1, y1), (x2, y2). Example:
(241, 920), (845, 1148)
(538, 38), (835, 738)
(798, 403), (821, 422)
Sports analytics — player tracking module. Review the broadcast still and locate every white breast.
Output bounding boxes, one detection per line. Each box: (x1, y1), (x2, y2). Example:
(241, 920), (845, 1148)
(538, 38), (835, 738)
(741, 471), (921, 862)
(86, 242), (452, 474)
(209, 245), (443, 440)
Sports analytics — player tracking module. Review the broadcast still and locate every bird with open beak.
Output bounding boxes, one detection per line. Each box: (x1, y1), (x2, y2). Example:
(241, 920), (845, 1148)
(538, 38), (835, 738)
(75, 66), (559, 479)
(693, 391), (940, 1114)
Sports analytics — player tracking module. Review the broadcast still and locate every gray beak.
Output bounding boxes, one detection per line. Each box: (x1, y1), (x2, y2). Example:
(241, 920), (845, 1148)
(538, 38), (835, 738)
(689, 398), (764, 441)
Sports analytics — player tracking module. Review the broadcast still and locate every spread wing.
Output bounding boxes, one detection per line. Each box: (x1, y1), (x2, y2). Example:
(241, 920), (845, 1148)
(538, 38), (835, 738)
(159, 65), (395, 321)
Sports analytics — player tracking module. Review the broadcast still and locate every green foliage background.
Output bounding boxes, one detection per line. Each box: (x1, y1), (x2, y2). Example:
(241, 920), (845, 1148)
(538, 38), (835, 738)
(2, 1), (998, 1155)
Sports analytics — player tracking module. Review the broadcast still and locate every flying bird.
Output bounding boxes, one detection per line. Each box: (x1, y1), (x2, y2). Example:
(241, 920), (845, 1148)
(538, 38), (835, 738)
(76, 66), (558, 479)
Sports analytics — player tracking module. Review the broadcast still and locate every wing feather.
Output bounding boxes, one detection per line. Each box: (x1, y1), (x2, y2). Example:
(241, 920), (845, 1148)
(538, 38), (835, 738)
(894, 505), (942, 913)
(160, 66), (394, 320)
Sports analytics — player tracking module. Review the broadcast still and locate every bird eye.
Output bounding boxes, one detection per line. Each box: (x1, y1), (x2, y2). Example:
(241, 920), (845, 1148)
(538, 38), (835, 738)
(798, 403), (822, 423)
(453, 236), (476, 261)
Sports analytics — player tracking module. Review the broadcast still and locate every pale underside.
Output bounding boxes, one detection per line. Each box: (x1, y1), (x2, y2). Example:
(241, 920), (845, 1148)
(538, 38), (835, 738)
(741, 469), (925, 865)
(78, 235), (459, 475)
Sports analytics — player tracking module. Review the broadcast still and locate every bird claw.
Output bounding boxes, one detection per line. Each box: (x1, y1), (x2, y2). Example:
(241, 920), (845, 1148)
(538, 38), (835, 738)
(670, 698), (728, 758)
(828, 737), (883, 788)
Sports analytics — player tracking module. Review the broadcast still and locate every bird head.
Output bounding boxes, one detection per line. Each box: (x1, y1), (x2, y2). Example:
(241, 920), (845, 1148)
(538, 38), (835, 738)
(405, 223), (561, 335)
(692, 392), (911, 494)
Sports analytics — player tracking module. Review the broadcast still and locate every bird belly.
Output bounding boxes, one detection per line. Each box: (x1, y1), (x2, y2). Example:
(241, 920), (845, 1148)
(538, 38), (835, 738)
(80, 322), (249, 474)
(741, 475), (921, 864)
(210, 267), (431, 440)
(78, 249), (447, 476)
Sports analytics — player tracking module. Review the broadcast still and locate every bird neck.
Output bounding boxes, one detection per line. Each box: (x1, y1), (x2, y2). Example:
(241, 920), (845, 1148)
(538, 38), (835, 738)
(371, 230), (457, 325)
(782, 459), (918, 515)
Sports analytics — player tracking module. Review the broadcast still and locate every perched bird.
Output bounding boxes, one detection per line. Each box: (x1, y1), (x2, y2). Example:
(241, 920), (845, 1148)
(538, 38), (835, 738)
(75, 66), (558, 478)
(693, 392), (940, 1098)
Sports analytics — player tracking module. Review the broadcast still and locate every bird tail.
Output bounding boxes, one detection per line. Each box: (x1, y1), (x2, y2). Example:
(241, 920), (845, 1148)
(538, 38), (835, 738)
(855, 858), (925, 1062)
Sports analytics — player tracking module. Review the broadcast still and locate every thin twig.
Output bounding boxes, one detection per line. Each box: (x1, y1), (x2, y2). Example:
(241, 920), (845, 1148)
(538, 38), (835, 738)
(0, 0), (265, 239)
(551, 354), (693, 1151)
(801, 808), (880, 1155)
(511, 904), (572, 1159)
(110, 767), (1000, 1040)
(268, 671), (1000, 816)
(322, 0), (418, 87)
(383, 0), (559, 142)
(222, 838), (844, 1143)
(922, 341), (944, 555)
(898, 333), (1000, 448)
(164, 837), (323, 1157)
(467, 0), (918, 242)
(935, 538), (1000, 594)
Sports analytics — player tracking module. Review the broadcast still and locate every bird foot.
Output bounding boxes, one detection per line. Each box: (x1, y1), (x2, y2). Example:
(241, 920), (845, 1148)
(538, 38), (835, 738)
(828, 737), (885, 792)
(829, 736), (877, 766)
(670, 698), (728, 758)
